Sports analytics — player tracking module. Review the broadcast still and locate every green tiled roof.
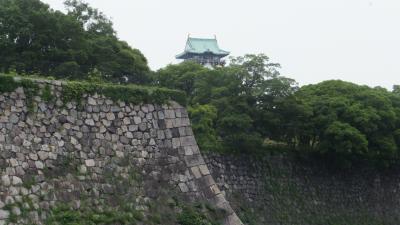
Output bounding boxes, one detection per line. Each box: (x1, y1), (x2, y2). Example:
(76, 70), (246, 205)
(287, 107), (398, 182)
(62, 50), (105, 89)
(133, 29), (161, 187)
(176, 37), (229, 59)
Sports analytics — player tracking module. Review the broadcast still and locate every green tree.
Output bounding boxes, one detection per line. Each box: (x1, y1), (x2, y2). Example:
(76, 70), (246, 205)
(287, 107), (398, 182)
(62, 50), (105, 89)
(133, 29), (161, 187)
(188, 104), (221, 152)
(0, 0), (149, 83)
(0, 0), (85, 75)
(155, 54), (297, 153)
(321, 121), (368, 155)
(285, 80), (400, 162)
(393, 85), (400, 95)
(64, 0), (115, 37)
(154, 61), (207, 97)
(228, 54), (298, 139)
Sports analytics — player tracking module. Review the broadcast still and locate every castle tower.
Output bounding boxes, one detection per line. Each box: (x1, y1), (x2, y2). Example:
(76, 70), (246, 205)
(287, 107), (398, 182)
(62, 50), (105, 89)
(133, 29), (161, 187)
(176, 36), (230, 67)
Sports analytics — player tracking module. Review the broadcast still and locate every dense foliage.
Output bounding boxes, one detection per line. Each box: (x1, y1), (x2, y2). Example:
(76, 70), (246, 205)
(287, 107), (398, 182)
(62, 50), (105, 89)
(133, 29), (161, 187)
(0, 0), (149, 83)
(154, 54), (298, 153)
(279, 80), (400, 164)
(154, 56), (400, 166)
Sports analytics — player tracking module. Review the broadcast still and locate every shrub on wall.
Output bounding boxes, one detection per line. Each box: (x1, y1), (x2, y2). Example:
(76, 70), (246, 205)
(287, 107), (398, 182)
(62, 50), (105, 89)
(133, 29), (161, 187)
(0, 74), (186, 106)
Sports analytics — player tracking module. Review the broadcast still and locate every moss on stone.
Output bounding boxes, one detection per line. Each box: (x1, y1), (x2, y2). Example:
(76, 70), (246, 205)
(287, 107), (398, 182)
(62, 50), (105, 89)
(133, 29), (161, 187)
(62, 81), (186, 105)
(61, 80), (186, 106)
(41, 84), (54, 103)
(0, 74), (187, 107)
(0, 75), (39, 112)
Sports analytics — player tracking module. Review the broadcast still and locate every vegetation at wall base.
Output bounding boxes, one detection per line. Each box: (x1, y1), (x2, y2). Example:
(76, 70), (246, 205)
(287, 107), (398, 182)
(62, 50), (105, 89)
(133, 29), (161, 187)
(45, 203), (144, 225)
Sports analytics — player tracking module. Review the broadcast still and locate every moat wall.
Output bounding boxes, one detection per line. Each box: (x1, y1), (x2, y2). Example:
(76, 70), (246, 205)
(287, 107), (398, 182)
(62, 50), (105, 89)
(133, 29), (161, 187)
(204, 153), (400, 225)
(0, 77), (242, 225)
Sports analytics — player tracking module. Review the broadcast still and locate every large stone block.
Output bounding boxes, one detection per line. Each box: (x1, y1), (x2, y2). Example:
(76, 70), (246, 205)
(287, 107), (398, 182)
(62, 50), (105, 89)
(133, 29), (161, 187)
(191, 166), (202, 179)
(1, 175), (10, 186)
(0, 210), (9, 220)
(184, 154), (205, 167)
(224, 213), (244, 225)
(164, 109), (176, 119)
(172, 138), (181, 149)
(199, 164), (210, 175)
(178, 183), (189, 193)
(180, 136), (197, 147)
(85, 159), (95, 167)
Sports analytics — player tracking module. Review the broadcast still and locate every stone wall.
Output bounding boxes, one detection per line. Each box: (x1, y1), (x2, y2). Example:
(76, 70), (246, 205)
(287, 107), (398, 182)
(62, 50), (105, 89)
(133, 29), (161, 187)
(204, 153), (400, 225)
(0, 78), (243, 225)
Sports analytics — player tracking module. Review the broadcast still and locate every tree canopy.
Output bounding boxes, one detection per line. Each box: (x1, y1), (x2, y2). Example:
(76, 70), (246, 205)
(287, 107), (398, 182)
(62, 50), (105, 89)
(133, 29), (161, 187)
(0, 0), (149, 83)
(154, 54), (298, 153)
(285, 80), (400, 160)
(154, 56), (400, 167)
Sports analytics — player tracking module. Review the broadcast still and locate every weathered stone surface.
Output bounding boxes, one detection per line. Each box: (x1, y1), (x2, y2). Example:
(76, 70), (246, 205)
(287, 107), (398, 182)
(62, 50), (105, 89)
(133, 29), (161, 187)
(180, 136), (196, 146)
(34, 161), (44, 169)
(106, 112), (115, 121)
(1, 176), (10, 186)
(225, 214), (243, 225)
(133, 116), (141, 124)
(120, 136), (130, 145)
(85, 159), (95, 167)
(87, 97), (97, 105)
(178, 183), (189, 193)
(0, 80), (243, 225)
(0, 210), (9, 220)
(9, 114), (19, 124)
(199, 164), (210, 175)
(123, 117), (131, 125)
(191, 166), (202, 179)
(79, 165), (87, 174)
(37, 151), (49, 161)
(11, 207), (21, 216)
(11, 176), (23, 185)
(184, 154), (205, 167)
(85, 119), (95, 126)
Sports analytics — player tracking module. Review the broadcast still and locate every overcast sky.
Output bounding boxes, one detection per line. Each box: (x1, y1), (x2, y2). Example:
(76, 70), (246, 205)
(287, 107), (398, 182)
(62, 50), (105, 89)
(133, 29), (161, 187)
(42, 0), (400, 89)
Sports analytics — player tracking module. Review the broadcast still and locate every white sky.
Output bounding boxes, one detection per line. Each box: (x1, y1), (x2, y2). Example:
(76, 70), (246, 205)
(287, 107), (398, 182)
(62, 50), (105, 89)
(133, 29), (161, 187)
(42, 0), (400, 89)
